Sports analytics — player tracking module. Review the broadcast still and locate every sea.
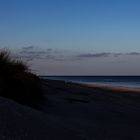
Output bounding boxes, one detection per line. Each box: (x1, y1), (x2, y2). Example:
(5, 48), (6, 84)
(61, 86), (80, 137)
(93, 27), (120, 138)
(40, 76), (140, 88)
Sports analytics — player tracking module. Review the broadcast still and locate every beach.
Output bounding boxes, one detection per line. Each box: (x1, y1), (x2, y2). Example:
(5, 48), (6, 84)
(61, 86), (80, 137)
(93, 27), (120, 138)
(1, 0), (140, 139)
(1, 79), (140, 140)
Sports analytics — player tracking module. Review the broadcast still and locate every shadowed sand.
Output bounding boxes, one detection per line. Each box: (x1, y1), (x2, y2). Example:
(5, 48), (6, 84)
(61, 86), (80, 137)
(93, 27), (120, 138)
(1, 79), (140, 140)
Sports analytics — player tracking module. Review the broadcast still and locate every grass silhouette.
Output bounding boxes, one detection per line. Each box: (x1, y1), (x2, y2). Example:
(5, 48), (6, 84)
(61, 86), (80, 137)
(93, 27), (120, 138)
(0, 50), (43, 108)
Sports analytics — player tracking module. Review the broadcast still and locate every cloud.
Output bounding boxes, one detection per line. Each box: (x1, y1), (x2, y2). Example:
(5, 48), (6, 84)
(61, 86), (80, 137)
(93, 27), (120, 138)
(113, 53), (123, 57)
(22, 46), (35, 50)
(46, 48), (53, 52)
(20, 50), (46, 55)
(16, 46), (140, 62)
(77, 52), (111, 58)
(77, 52), (140, 59)
(16, 46), (63, 61)
(20, 46), (54, 55)
(126, 52), (140, 55)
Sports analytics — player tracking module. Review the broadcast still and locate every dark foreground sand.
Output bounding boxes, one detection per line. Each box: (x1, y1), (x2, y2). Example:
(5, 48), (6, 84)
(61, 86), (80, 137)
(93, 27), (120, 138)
(1, 79), (140, 140)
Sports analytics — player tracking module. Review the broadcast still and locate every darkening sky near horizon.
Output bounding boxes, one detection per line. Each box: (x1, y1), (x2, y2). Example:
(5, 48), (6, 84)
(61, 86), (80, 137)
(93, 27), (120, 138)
(0, 0), (140, 75)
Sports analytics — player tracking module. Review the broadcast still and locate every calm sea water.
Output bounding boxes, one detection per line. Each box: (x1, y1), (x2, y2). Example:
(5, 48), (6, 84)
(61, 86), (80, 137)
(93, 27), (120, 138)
(40, 76), (140, 88)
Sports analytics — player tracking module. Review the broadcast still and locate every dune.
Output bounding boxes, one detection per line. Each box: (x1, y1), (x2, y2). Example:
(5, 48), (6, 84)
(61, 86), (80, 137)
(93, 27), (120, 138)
(0, 96), (81, 140)
(1, 79), (140, 140)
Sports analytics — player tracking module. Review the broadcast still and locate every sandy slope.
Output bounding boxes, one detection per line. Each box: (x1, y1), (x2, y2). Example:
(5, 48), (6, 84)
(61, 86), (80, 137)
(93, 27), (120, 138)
(40, 79), (140, 140)
(1, 79), (140, 140)
(0, 96), (81, 140)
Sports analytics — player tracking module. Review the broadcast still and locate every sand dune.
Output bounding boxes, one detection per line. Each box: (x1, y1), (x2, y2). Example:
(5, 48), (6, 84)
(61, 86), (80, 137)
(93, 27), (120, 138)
(0, 96), (81, 140)
(1, 79), (140, 139)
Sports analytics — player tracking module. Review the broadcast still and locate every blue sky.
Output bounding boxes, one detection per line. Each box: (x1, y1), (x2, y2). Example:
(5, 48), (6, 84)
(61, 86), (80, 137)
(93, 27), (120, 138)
(0, 0), (140, 75)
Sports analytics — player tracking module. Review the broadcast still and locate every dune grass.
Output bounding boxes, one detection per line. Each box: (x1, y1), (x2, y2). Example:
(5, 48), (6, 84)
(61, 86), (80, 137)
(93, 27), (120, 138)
(0, 50), (43, 108)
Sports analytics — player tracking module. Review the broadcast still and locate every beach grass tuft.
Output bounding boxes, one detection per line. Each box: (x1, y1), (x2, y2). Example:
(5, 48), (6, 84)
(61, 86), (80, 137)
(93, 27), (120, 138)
(0, 50), (43, 108)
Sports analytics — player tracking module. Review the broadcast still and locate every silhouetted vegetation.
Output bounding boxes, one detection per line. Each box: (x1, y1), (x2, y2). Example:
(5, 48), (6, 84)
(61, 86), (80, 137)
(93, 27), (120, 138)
(0, 50), (43, 108)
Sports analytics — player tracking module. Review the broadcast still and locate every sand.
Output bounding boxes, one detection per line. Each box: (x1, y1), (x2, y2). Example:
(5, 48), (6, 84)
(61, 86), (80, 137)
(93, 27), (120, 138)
(1, 79), (140, 140)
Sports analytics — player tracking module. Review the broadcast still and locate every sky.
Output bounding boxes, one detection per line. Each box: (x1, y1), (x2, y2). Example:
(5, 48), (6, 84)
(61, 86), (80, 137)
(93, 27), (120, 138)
(0, 0), (140, 75)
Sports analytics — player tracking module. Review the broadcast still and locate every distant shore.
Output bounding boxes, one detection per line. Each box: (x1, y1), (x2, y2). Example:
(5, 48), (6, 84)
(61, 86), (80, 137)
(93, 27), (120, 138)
(42, 78), (140, 93)
(42, 75), (140, 89)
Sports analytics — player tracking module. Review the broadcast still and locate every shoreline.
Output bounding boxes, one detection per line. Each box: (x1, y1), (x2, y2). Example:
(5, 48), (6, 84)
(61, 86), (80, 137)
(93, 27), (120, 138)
(84, 83), (140, 93)
(43, 78), (140, 93)
(42, 75), (140, 89)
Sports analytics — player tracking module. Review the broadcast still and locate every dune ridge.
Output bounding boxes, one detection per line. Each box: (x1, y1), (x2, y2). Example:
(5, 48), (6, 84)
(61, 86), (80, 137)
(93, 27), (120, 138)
(1, 79), (140, 139)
